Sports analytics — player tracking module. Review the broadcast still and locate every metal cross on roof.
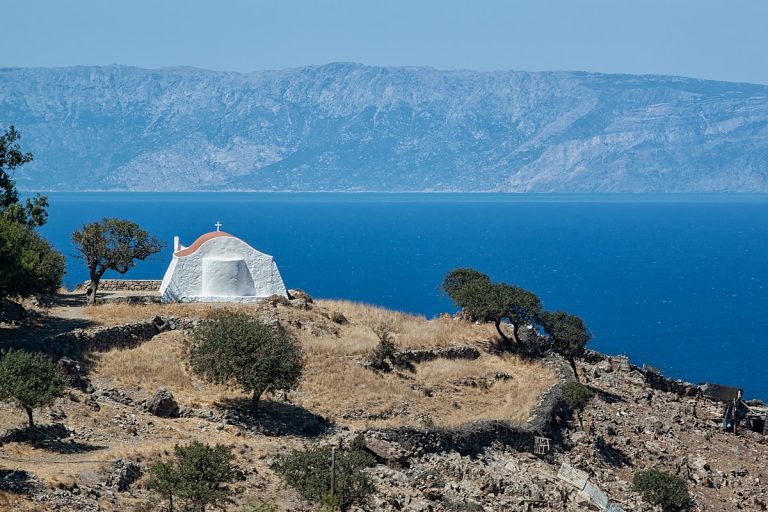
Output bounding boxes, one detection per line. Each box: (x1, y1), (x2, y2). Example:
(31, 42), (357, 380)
(214, 221), (222, 231)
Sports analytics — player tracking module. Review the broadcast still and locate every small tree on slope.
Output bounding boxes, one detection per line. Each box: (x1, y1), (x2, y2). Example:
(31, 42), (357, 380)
(148, 441), (236, 512)
(540, 310), (591, 380)
(442, 268), (542, 348)
(0, 350), (65, 430)
(71, 218), (162, 305)
(189, 310), (305, 411)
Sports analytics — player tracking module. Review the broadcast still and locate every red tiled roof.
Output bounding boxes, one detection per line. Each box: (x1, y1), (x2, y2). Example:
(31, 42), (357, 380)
(174, 231), (234, 257)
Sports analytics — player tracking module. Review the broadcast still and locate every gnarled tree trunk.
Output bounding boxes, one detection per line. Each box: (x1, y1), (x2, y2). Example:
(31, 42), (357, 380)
(24, 405), (34, 429)
(251, 389), (262, 411)
(512, 323), (522, 344)
(569, 357), (580, 382)
(494, 320), (514, 351)
(86, 267), (103, 306)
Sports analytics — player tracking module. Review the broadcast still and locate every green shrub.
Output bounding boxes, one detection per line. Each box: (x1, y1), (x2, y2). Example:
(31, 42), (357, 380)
(0, 349), (65, 429)
(539, 310), (591, 379)
(272, 446), (375, 510)
(561, 381), (595, 411)
(148, 441), (236, 512)
(369, 324), (413, 372)
(329, 311), (347, 324)
(633, 469), (692, 511)
(189, 310), (304, 410)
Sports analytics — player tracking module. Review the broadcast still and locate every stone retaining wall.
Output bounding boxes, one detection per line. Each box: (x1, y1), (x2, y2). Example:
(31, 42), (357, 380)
(583, 349), (700, 397)
(78, 279), (162, 292)
(400, 345), (480, 364)
(49, 316), (195, 352)
(361, 354), (573, 457)
(362, 421), (536, 457)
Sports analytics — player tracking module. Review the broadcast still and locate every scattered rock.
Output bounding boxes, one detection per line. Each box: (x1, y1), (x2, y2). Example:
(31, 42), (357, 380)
(145, 388), (179, 418)
(364, 437), (411, 465)
(98, 388), (134, 406)
(106, 459), (142, 492)
(287, 289), (313, 303)
(57, 357), (91, 392)
(0, 299), (26, 325)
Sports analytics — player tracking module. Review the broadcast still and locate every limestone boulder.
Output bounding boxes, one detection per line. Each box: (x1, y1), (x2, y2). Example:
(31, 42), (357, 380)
(146, 388), (180, 418)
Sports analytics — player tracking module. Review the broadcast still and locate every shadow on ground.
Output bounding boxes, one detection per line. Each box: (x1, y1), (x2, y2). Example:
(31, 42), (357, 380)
(594, 435), (633, 467)
(216, 398), (332, 437)
(595, 388), (626, 404)
(1, 423), (106, 454)
(0, 469), (38, 495)
(0, 293), (94, 363)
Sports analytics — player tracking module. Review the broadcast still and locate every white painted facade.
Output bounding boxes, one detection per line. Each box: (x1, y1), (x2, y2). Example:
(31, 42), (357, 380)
(159, 231), (287, 303)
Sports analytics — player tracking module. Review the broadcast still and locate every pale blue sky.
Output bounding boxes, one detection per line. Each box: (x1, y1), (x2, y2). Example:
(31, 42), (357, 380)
(4, 0), (768, 84)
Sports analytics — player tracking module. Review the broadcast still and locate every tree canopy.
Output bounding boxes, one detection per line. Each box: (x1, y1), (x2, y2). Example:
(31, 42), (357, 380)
(273, 445), (375, 511)
(189, 310), (305, 410)
(442, 268), (542, 347)
(148, 441), (236, 512)
(0, 217), (65, 299)
(0, 126), (48, 227)
(540, 310), (591, 379)
(442, 268), (491, 302)
(0, 350), (65, 429)
(72, 218), (162, 305)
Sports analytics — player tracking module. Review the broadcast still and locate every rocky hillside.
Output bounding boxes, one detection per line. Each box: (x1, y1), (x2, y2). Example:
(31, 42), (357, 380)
(2, 294), (767, 511)
(2, 63), (767, 192)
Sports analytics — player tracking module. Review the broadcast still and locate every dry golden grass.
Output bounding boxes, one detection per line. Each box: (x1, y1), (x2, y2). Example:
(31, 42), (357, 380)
(89, 330), (234, 406)
(316, 299), (501, 349)
(87, 298), (557, 430)
(84, 302), (219, 326)
(295, 344), (555, 428)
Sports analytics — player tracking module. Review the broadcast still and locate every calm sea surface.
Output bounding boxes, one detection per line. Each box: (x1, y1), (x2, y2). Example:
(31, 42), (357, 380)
(39, 193), (768, 399)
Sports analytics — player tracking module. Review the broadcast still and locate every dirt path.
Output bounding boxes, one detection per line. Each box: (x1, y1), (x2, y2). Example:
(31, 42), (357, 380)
(0, 292), (93, 352)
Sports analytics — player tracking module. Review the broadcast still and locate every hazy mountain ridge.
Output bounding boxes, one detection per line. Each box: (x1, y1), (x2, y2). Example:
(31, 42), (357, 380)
(1, 63), (767, 192)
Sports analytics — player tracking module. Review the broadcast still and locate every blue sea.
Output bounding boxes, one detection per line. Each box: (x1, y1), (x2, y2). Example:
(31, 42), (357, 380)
(38, 193), (768, 399)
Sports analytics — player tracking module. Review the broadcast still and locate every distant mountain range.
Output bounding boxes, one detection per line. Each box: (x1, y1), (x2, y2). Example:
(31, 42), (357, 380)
(1, 63), (767, 192)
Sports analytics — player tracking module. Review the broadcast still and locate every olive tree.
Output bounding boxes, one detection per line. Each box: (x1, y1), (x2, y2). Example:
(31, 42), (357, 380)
(189, 310), (304, 410)
(72, 218), (162, 305)
(442, 268), (542, 348)
(540, 310), (591, 380)
(500, 284), (542, 344)
(0, 350), (65, 429)
(0, 125), (48, 227)
(148, 441), (236, 512)
(0, 217), (65, 299)
(442, 268), (491, 304)
(561, 381), (595, 431)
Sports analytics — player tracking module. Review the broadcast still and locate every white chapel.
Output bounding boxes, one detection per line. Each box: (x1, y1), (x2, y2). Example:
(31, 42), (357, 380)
(159, 223), (288, 303)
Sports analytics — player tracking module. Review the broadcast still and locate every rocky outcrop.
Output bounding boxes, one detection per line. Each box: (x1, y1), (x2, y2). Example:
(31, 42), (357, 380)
(105, 460), (142, 492)
(144, 388), (180, 418)
(56, 357), (91, 392)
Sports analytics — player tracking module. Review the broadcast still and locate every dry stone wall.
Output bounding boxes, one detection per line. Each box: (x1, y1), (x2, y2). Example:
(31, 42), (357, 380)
(583, 349), (700, 397)
(49, 316), (195, 352)
(77, 279), (162, 292)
